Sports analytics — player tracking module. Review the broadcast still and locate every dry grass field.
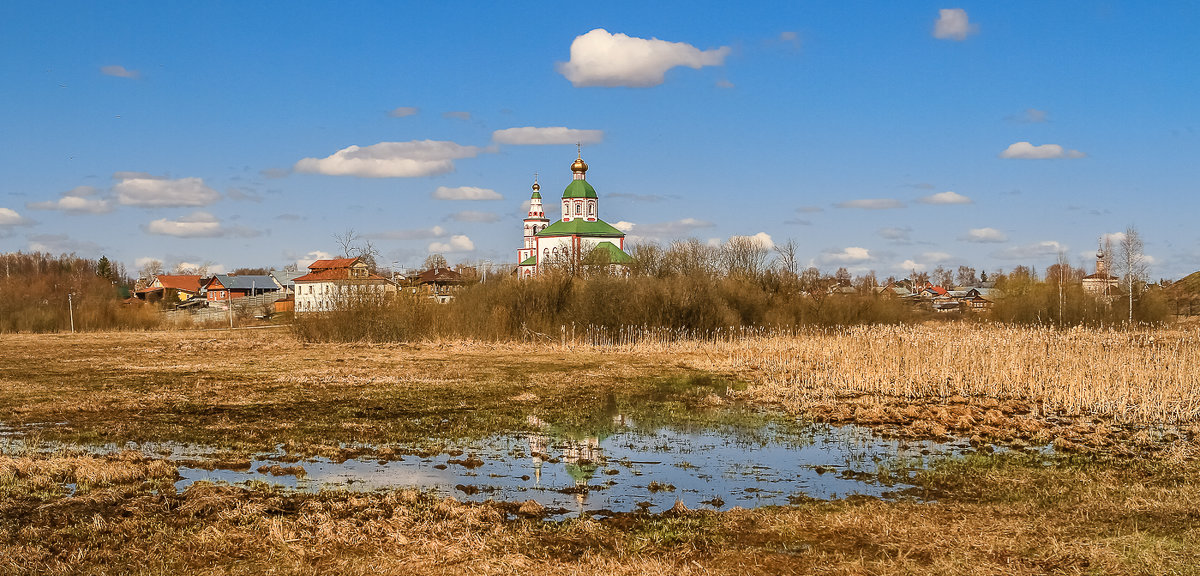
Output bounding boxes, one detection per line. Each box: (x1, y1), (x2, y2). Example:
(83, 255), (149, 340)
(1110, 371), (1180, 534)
(1, 325), (1198, 574)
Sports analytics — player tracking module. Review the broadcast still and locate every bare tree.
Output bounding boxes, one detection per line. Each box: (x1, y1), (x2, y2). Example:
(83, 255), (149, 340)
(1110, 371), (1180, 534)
(664, 239), (719, 277)
(1055, 250), (1070, 326)
(1117, 226), (1147, 323)
(174, 261), (211, 276)
(334, 228), (381, 272)
(834, 267), (852, 287)
(423, 253), (448, 270)
(932, 265), (954, 288)
(627, 241), (665, 277)
(955, 265), (978, 288)
(773, 239), (799, 279)
(721, 236), (769, 279)
(136, 259), (164, 288)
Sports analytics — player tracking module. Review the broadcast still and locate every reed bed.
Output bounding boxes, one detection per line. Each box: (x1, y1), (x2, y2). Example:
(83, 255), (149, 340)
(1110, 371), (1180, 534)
(562, 323), (1200, 424)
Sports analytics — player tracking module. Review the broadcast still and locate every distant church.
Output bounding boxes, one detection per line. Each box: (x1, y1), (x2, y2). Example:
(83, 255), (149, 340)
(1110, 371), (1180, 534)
(517, 152), (631, 276)
(1082, 241), (1119, 297)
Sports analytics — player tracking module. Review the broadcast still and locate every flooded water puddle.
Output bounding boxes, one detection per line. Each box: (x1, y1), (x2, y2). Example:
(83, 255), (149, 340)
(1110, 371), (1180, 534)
(175, 416), (967, 515)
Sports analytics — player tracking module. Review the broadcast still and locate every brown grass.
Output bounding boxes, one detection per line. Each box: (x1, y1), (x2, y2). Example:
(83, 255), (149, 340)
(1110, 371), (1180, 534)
(1, 326), (1199, 574)
(0, 452), (1197, 575)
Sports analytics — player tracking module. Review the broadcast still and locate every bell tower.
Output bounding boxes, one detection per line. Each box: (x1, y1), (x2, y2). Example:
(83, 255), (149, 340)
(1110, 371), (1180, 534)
(517, 175), (549, 273)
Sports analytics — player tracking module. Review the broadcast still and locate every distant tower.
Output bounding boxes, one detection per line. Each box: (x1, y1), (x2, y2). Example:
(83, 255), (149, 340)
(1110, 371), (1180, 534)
(1095, 240), (1108, 276)
(517, 176), (550, 276)
(561, 148), (598, 223)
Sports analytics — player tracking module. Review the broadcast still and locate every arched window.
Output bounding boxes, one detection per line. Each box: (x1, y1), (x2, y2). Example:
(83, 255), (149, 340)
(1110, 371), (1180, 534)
(588, 202), (595, 216)
(575, 202), (582, 215)
(543, 248), (549, 261)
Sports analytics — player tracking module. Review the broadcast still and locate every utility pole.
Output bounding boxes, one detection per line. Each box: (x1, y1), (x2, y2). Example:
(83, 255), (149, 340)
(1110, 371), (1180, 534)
(227, 290), (233, 329)
(68, 293), (75, 333)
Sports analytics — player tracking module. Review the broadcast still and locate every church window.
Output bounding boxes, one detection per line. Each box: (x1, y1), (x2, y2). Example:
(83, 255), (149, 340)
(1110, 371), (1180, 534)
(575, 203), (582, 215)
(588, 202), (595, 216)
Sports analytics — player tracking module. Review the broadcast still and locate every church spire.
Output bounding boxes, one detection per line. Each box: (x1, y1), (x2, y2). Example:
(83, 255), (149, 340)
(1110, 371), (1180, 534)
(571, 144), (588, 180)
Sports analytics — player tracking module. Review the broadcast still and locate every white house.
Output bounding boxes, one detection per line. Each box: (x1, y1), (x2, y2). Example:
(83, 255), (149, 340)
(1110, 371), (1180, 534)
(293, 257), (395, 313)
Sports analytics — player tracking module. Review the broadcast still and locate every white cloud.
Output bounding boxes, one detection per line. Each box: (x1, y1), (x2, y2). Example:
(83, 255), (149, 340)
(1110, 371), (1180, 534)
(294, 140), (483, 178)
(836, 198), (905, 210)
(492, 127), (604, 146)
(432, 186), (502, 201)
(428, 235), (475, 253)
(879, 226), (913, 243)
(296, 251), (334, 271)
(146, 212), (223, 237)
(820, 247), (872, 264)
(994, 241), (1066, 260)
(0, 207), (29, 226)
(115, 174), (220, 207)
(963, 227), (1008, 243)
(627, 217), (716, 242)
(27, 234), (102, 255)
(446, 210), (500, 223)
(174, 261), (227, 275)
(730, 232), (774, 250)
(899, 259), (921, 271)
(366, 226), (446, 240)
(101, 65), (140, 78)
(443, 111), (471, 120)
(28, 186), (113, 213)
(1102, 231), (1127, 245)
(999, 141), (1086, 159)
(715, 79), (735, 89)
(923, 251), (953, 263)
(918, 191), (972, 205)
(612, 221), (636, 233)
(557, 28), (731, 88)
(389, 106), (418, 118)
(933, 8), (977, 41)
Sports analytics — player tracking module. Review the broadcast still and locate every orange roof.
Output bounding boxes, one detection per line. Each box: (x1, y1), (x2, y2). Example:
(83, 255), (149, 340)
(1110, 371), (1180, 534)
(294, 268), (388, 283)
(153, 275), (202, 292)
(308, 257), (359, 270)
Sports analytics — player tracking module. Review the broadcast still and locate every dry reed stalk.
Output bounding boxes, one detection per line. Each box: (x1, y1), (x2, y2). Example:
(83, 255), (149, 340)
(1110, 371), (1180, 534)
(564, 324), (1200, 424)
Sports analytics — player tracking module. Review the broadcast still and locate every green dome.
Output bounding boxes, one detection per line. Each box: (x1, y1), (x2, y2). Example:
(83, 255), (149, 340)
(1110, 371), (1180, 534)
(562, 180), (597, 199)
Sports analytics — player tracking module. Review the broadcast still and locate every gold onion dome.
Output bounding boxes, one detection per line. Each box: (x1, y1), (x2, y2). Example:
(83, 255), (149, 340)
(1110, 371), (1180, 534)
(571, 156), (588, 174)
(532, 181), (540, 191)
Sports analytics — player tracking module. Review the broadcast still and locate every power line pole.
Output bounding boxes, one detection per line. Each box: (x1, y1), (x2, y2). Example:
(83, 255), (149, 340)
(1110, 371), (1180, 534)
(68, 292), (75, 333)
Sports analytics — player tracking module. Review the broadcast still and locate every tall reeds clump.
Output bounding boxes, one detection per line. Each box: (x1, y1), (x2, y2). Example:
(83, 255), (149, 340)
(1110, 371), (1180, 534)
(715, 324), (1200, 424)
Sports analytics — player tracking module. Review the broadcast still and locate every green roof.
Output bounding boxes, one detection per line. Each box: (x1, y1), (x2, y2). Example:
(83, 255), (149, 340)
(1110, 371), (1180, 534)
(536, 218), (625, 238)
(519, 255), (537, 266)
(591, 241), (633, 264)
(531, 191), (542, 200)
(562, 180), (597, 199)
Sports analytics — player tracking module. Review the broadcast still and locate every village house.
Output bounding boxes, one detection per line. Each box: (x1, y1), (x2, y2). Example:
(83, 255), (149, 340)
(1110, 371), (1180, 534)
(293, 257), (395, 313)
(414, 267), (465, 303)
(135, 274), (202, 303)
(203, 274), (281, 302)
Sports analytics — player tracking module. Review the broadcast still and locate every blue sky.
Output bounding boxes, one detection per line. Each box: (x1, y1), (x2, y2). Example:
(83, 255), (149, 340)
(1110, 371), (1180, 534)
(1, 2), (1197, 279)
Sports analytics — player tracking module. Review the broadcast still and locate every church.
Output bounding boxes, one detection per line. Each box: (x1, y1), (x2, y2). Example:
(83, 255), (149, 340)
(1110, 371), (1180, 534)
(517, 152), (631, 276)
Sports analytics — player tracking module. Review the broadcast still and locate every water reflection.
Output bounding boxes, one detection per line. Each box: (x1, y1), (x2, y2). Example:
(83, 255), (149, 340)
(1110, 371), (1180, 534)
(173, 408), (963, 516)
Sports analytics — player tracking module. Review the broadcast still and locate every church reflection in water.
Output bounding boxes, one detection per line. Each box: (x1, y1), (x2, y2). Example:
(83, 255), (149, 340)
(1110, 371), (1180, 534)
(525, 403), (628, 506)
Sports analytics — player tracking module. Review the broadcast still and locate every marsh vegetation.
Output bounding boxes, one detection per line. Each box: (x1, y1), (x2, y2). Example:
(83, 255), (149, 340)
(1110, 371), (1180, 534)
(1, 327), (1197, 574)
